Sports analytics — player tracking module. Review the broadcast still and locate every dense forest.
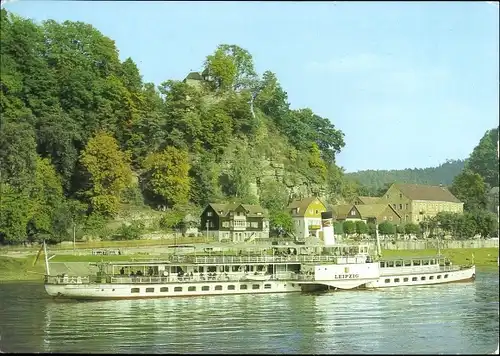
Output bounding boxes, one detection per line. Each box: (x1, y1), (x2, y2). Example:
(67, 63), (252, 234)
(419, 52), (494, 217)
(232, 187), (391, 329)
(346, 159), (466, 196)
(0, 10), (360, 244)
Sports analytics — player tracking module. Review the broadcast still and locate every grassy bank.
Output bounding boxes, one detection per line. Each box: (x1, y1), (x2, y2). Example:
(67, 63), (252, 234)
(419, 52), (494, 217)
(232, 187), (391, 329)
(1, 247), (497, 282)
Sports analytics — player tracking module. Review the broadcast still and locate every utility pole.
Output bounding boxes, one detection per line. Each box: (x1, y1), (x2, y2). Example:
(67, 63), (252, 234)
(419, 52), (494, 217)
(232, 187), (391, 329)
(73, 224), (76, 255)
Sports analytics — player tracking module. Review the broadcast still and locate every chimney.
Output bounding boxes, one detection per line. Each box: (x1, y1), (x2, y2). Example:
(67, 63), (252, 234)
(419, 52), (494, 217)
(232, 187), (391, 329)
(321, 211), (336, 246)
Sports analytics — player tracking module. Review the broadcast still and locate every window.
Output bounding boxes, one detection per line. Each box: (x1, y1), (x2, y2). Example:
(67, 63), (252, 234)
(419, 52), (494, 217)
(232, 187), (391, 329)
(252, 284), (260, 289)
(399, 193), (403, 199)
(251, 222), (258, 228)
(174, 287), (182, 292)
(160, 287), (168, 292)
(131, 288), (140, 293)
(202, 286), (210, 291)
(222, 221), (229, 228)
(207, 211), (212, 217)
(350, 210), (356, 216)
(421, 276), (426, 281)
(399, 204), (403, 210)
(429, 276), (434, 280)
(228, 285), (235, 290)
(384, 279), (390, 283)
(405, 215), (409, 222)
(215, 285), (222, 291)
(380, 262), (386, 268)
(413, 260), (421, 266)
(387, 261), (394, 268)
(146, 288), (154, 293)
(394, 278), (400, 283)
(404, 260), (411, 267)
(423, 260), (429, 266)
(412, 277), (418, 281)
(240, 284), (248, 290)
(315, 209), (319, 214)
(403, 278), (409, 282)
(188, 286), (196, 292)
(437, 275), (442, 279)
(444, 274), (448, 279)
(264, 284), (272, 289)
(395, 260), (402, 267)
(405, 204), (409, 209)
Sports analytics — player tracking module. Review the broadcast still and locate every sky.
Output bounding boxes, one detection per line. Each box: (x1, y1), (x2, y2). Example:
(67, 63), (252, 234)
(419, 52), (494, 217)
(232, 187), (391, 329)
(2, 1), (499, 173)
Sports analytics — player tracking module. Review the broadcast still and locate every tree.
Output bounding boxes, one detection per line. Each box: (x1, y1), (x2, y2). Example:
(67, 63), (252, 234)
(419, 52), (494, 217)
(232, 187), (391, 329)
(0, 122), (37, 189)
(189, 152), (223, 207)
(404, 223), (420, 235)
(355, 220), (368, 235)
(27, 157), (65, 241)
(308, 143), (327, 183)
(259, 180), (289, 214)
(203, 47), (237, 92)
(450, 169), (487, 211)
(466, 127), (499, 187)
(333, 222), (344, 235)
(378, 221), (395, 235)
(204, 44), (257, 92)
(342, 220), (356, 235)
(0, 183), (30, 244)
(467, 210), (497, 238)
(269, 211), (293, 236)
(80, 132), (133, 216)
(142, 146), (191, 208)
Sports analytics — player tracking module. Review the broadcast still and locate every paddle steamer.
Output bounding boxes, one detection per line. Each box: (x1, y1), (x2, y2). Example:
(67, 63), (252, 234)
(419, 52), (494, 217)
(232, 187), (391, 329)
(42, 212), (475, 300)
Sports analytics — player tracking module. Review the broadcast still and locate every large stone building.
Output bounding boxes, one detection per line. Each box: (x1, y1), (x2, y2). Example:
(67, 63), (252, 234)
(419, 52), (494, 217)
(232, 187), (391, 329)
(379, 183), (463, 223)
(288, 197), (327, 239)
(200, 203), (269, 243)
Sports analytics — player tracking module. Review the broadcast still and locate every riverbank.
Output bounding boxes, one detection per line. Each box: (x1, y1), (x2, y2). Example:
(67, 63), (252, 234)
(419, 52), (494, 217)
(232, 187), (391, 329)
(0, 247), (497, 282)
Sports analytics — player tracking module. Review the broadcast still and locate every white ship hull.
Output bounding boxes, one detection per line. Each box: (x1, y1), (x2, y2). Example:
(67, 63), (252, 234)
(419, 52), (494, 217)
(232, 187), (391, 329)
(45, 280), (302, 300)
(365, 266), (475, 289)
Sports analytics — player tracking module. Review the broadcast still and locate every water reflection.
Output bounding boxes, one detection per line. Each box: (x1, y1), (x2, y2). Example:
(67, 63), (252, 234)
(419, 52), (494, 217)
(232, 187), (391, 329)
(0, 272), (498, 354)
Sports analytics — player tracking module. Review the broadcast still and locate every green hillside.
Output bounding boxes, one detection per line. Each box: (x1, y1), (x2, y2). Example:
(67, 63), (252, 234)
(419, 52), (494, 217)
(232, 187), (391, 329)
(346, 159), (466, 195)
(0, 10), (357, 245)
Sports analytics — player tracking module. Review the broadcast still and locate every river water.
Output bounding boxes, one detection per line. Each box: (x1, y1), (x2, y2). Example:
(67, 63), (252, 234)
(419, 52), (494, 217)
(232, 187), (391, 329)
(0, 270), (498, 354)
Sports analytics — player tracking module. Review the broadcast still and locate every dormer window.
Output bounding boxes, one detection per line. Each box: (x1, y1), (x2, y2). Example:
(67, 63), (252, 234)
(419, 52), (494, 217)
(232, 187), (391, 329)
(350, 210), (356, 216)
(257, 212), (262, 216)
(207, 212), (212, 217)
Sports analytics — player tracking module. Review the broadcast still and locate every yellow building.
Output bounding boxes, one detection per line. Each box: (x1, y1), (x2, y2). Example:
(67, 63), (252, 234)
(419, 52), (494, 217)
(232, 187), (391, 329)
(288, 197), (327, 239)
(380, 183), (463, 224)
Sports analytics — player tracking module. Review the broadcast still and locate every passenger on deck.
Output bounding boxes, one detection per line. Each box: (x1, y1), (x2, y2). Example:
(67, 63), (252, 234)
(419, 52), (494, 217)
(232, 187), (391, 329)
(120, 267), (125, 275)
(148, 267), (154, 276)
(136, 270), (143, 276)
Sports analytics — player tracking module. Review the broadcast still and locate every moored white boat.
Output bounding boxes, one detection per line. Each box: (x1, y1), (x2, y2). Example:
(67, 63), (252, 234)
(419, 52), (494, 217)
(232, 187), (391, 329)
(40, 211), (477, 300)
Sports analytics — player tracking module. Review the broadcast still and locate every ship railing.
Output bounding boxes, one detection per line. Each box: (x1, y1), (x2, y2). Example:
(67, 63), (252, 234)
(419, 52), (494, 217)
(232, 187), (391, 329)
(45, 276), (90, 284)
(109, 272), (301, 284)
(185, 255), (340, 264)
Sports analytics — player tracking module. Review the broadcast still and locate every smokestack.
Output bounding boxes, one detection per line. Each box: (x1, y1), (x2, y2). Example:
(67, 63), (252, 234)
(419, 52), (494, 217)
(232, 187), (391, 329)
(321, 211), (335, 246)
